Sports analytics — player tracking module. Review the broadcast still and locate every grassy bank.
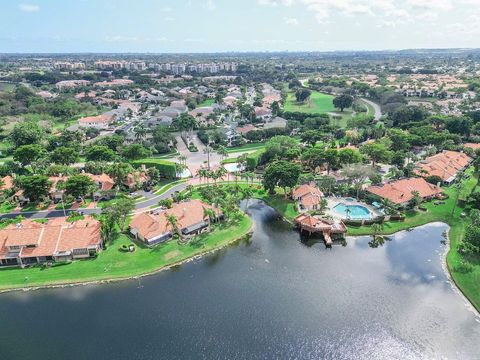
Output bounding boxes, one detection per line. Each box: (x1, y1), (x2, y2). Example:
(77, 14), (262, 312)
(284, 90), (335, 114)
(0, 215), (252, 291)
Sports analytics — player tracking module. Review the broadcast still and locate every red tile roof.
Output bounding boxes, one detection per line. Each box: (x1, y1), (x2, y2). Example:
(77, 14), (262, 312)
(130, 200), (222, 241)
(415, 151), (471, 182)
(0, 216), (101, 260)
(367, 177), (443, 205)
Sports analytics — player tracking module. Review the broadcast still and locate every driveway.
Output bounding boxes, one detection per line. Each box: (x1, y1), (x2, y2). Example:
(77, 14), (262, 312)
(360, 98), (382, 121)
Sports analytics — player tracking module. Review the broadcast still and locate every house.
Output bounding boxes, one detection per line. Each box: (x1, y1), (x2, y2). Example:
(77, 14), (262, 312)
(292, 184), (324, 211)
(85, 173), (116, 200)
(294, 214), (346, 243)
(78, 114), (114, 129)
(0, 216), (102, 267)
(236, 124), (258, 136)
(415, 150), (472, 183)
(55, 80), (89, 90)
(48, 176), (69, 203)
(464, 143), (480, 152)
(366, 178), (443, 206)
(129, 200), (223, 246)
(124, 171), (150, 190)
(254, 107), (272, 121)
(0, 176), (14, 192)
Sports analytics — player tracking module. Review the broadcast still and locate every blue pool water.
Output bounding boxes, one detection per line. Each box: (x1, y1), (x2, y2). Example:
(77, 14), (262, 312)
(334, 203), (372, 219)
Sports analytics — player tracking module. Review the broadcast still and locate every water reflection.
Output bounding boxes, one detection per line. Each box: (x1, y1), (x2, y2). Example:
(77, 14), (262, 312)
(0, 200), (478, 360)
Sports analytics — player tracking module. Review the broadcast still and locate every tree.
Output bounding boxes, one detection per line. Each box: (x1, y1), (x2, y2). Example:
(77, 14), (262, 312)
(408, 190), (422, 209)
(100, 213), (117, 245)
(13, 144), (45, 168)
(295, 88), (311, 103)
(333, 94), (354, 112)
(463, 223), (480, 254)
(152, 125), (175, 153)
(341, 164), (376, 199)
(108, 162), (134, 186)
(84, 145), (116, 162)
(172, 113), (196, 139)
(360, 142), (392, 167)
(16, 175), (51, 202)
(262, 160), (301, 196)
(165, 213), (180, 237)
(11, 121), (45, 147)
(65, 174), (95, 199)
(216, 145), (228, 160)
(50, 146), (79, 165)
(122, 144), (151, 160)
(134, 124), (147, 142)
(103, 198), (135, 232)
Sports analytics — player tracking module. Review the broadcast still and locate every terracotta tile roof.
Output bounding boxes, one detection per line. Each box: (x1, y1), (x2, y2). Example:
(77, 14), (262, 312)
(292, 184), (323, 199)
(294, 214), (347, 233)
(367, 177), (443, 205)
(415, 151), (471, 182)
(130, 199), (222, 241)
(236, 124), (257, 135)
(0, 216), (101, 260)
(78, 114), (113, 124)
(464, 143), (480, 150)
(85, 173), (115, 191)
(125, 172), (150, 187)
(0, 176), (14, 191)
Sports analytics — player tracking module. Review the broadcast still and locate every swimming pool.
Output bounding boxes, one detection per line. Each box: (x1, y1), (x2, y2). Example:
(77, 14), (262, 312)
(333, 203), (372, 220)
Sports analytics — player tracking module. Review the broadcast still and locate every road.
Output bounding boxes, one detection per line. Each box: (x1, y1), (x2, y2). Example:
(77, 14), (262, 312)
(360, 98), (382, 121)
(0, 182), (189, 220)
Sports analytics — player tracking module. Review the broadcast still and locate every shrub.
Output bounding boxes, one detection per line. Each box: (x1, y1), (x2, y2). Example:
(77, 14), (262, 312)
(132, 159), (177, 179)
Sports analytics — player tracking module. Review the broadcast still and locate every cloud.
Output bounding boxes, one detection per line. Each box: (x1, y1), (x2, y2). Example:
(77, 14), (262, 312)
(19, 3), (40, 12)
(284, 17), (299, 25)
(205, 0), (216, 10)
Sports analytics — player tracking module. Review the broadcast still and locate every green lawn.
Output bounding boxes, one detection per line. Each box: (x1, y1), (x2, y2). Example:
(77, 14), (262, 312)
(284, 90), (335, 114)
(226, 142), (266, 153)
(0, 214), (252, 291)
(198, 99), (215, 107)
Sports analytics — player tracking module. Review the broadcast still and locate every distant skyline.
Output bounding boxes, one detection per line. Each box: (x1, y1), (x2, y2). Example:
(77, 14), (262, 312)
(2, 0), (480, 53)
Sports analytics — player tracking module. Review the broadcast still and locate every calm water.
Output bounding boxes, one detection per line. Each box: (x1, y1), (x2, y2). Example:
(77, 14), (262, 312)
(1, 200), (479, 360)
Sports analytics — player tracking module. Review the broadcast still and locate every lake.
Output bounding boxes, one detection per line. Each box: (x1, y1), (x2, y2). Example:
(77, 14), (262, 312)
(0, 200), (479, 359)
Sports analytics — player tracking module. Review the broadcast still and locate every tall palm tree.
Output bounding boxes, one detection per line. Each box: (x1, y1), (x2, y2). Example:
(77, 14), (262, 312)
(217, 145), (228, 161)
(165, 213), (181, 239)
(203, 207), (216, 231)
(134, 125), (147, 142)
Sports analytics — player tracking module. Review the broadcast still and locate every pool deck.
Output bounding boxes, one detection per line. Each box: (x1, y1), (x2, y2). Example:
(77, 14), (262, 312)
(325, 197), (383, 221)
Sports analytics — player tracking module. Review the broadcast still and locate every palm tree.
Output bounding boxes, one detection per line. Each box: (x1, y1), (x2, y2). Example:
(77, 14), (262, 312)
(216, 167), (227, 184)
(451, 171), (468, 218)
(165, 213), (181, 240)
(134, 125), (147, 142)
(241, 187), (253, 209)
(217, 146), (228, 161)
(372, 222), (384, 239)
(203, 207), (216, 231)
(204, 145), (213, 169)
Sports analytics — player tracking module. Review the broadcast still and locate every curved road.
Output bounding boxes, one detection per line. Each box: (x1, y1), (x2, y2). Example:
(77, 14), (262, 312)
(0, 182), (189, 220)
(360, 98), (382, 121)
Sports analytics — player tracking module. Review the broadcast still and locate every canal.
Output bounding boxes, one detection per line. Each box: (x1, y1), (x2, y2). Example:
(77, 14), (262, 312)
(0, 200), (479, 359)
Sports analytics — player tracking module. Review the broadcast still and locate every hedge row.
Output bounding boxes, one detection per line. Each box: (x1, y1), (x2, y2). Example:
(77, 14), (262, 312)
(132, 159), (177, 179)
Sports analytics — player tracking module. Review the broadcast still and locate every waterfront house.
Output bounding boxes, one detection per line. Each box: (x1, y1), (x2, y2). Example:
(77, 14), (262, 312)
(129, 199), (223, 246)
(294, 214), (347, 244)
(415, 150), (472, 183)
(292, 184), (324, 212)
(0, 216), (102, 267)
(366, 178), (443, 206)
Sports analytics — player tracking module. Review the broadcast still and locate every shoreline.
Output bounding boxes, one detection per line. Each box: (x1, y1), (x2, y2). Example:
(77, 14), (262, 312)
(0, 218), (254, 294)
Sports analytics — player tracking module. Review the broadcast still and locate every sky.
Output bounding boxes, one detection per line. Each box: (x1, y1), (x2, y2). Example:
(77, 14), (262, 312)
(1, 0), (480, 53)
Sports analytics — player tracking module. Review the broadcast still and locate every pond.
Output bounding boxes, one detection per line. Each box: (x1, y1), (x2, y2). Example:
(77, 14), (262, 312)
(0, 200), (479, 359)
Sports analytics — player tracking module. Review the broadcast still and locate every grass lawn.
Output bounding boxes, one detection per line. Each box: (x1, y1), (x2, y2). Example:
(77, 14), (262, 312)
(198, 99), (215, 107)
(0, 82), (15, 92)
(329, 110), (354, 128)
(0, 214), (252, 291)
(347, 168), (480, 311)
(226, 142), (266, 153)
(284, 90), (335, 114)
(0, 202), (17, 214)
